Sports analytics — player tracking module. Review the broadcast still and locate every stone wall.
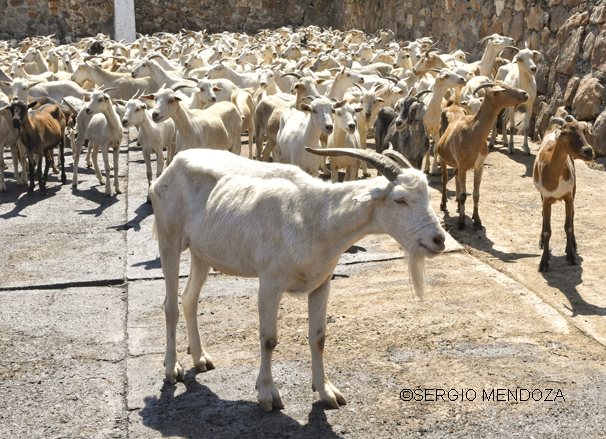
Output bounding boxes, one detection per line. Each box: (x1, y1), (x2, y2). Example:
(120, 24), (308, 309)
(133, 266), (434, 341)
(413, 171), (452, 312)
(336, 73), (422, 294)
(134, 0), (334, 35)
(0, 0), (114, 40)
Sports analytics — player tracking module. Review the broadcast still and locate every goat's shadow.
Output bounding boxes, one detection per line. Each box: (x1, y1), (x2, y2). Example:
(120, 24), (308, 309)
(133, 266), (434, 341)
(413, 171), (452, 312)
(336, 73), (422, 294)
(132, 256), (161, 270)
(139, 369), (343, 439)
(108, 200), (153, 232)
(70, 184), (121, 216)
(0, 175), (63, 219)
(539, 255), (606, 317)
(490, 143), (535, 178)
(442, 206), (538, 263)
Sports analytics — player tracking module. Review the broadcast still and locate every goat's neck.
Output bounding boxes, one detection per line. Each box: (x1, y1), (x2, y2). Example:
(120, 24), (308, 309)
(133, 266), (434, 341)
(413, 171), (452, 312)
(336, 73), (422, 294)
(472, 97), (509, 140)
(148, 61), (173, 86)
(542, 139), (570, 175)
(517, 69), (536, 97)
(478, 45), (499, 77)
(331, 126), (348, 147)
(89, 64), (121, 84)
(137, 110), (157, 135)
(328, 74), (351, 99)
(314, 180), (384, 262)
(35, 55), (49, 73)
(302, 113), (323, 148)
(171, 102), (199, 134)
(62, 56), (74, 73)
(101, 104), (123, 140)
(427, 81), (450, 109)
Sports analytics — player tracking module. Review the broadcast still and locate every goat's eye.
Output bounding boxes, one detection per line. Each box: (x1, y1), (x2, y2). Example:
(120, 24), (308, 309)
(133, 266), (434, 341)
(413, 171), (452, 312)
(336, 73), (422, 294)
(395, 199), (408, 205)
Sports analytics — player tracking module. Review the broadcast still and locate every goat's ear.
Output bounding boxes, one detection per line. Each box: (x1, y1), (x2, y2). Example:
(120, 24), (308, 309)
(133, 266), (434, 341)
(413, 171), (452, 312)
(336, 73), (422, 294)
(212, 86), (222, 92)
(415, 102), (427, 120)
(553, 128), (562, 140)
(1, 80), (12, 87)
(174, 95), (182, 102)
(140, 94), (155, 100)
(141, 103), (147, 110)
(394, 98), (404, 112)
(84, 92), (91, 102)
(353, 184), (388, 203)
(28, 101), (37, 109)
(113, 99), (126, 106)
(315, 79), (326, 84)
(376, 97), (385, 103)
(299, 103), (312, 112)
(354, 105), (363, 112)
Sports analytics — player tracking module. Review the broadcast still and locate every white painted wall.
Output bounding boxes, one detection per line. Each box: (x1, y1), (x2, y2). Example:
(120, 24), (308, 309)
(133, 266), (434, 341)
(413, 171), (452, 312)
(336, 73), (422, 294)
(114, 0), (136, 43)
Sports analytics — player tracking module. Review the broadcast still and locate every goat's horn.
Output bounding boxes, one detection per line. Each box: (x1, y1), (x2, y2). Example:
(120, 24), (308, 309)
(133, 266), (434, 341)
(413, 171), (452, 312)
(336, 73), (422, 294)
(429, 68), (442, 73)
(83, 55), (100, 62)
(504, 46), (520, 52)
(171, 83), (194, 92)
(281, 72), (302, 79)
(383, 75), (399, 84)
(549, 117), (566, 127)
(103, 87), (117, 93)
(472, 82), (495, 95)
(305, 147), (402, 181)
(61, 98), (78, 114)
(383, 145), (412, 169)
(564, 115), (575, 122)
(415, 89), (433, 98)
(351, 82), (364, 91)
(477, 35), (493, 44)
(423, 40), (440, 55)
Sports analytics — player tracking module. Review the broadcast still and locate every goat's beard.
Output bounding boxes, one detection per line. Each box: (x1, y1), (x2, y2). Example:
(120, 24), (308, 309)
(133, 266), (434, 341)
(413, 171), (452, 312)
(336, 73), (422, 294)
(408, 248), (426, 300)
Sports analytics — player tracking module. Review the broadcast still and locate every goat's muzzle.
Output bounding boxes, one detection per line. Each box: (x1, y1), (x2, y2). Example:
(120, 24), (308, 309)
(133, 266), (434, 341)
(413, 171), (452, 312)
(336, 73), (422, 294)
(12, 118), (21, 129)
(152, 112), (161, 122)
(365, 112), (371, 120)
(122, 119), (129, 127)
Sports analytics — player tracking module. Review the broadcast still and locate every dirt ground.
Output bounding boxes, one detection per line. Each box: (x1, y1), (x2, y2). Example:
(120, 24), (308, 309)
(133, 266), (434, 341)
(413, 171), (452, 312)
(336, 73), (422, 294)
(1, 133), (605, 438)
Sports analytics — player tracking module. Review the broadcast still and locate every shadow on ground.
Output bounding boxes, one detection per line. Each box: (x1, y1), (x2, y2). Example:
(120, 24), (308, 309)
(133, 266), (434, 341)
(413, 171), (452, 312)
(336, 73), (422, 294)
(139, 369), (343, 439)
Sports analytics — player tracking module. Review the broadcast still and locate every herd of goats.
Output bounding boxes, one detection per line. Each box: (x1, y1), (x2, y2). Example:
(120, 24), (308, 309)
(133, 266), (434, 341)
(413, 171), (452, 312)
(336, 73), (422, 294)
(0, 25), (597, 411)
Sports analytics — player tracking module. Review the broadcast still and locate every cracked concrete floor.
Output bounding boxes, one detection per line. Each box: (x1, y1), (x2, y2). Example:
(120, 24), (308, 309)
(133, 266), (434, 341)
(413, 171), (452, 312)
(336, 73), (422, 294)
(1, 133), (605, 438)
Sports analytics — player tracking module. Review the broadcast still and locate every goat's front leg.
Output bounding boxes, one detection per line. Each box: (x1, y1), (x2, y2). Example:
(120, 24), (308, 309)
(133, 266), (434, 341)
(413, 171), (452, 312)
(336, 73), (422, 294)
(27, 154), (37, 195)
(472, 165), (484, 230)
(564, 194), (577, 266)
(112, 144), (122, 195)
(539, 198), (553, 272)
(360, 128), (371, 177)
(17, 141), (28, 186)
(457, 168), (468, 229)
(92, 143), (105, 186)
(522, 103), (532, 155)
(507, 107), (516, 154)
(430, 133), (441, 176)
(0, 147), (6, 192)
(308, 279), (345, 408)
(101, 145), (112, 196)
(182, 253), (214, 371)
(440, 162), (448, 210)
(256, 285), (284, 411)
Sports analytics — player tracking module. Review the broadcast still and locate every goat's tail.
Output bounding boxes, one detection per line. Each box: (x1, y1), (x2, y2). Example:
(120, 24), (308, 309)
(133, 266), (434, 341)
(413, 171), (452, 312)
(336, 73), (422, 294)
(408, 249), (426, 300)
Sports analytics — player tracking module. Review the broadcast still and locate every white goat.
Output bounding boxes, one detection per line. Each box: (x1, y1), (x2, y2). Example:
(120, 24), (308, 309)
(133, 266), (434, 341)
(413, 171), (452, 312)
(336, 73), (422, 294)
(327, 103), (363, 182)
(149, 147), (446, 411)
(277, 97), (343, 176)
(119, 97), (176, 200)
(143, 86), (242, 154)
(71, 88), (124, 196)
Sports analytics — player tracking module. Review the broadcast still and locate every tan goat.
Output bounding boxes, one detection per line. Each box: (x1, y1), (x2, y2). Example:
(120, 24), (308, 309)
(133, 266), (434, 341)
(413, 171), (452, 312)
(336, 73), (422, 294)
(437, 81), (528, 230)
(533, 116), (594, 272)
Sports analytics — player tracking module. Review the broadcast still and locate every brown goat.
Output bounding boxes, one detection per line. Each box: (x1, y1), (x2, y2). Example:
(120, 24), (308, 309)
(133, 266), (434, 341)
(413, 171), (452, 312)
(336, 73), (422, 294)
(533, 116), (594, 272)
(4, 100), (67, 195)
(437, 81), (528, 230)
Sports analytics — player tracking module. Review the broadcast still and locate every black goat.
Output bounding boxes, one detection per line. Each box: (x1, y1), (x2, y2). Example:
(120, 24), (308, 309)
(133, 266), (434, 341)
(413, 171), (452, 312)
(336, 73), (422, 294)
(87, 41), (105, 56)
(373, 93), (429, 170)
(4, 100), (67, 195)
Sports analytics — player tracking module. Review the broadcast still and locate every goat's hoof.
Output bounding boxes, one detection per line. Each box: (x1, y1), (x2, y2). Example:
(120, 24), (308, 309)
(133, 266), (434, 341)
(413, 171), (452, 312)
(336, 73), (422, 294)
(538, 261), (549, 272)
(473, 221), (482, 231)
(61, 176), (67, 185)
(567, 253), (577, 266)
(165, 362), (184, 384)
(86, 163), (92, 168)
(440, 203), (446, 211)
(258, 384), (284, 411)
(115, 187), (122, 195)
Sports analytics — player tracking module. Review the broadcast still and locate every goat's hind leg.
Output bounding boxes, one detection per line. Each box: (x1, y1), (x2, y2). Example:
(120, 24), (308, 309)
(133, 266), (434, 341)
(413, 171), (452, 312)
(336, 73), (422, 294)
(112, 144), (122, 194)
(182, 252), (214, 372)
(256, 282), (284, 411)
(159, 237), (184, 384)
(309, 278), (345, 408)
(564, 195), (577, 265)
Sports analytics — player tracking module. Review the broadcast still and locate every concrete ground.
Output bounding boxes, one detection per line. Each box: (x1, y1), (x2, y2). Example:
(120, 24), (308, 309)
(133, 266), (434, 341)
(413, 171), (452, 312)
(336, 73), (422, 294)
(1, 132), (605, 438)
